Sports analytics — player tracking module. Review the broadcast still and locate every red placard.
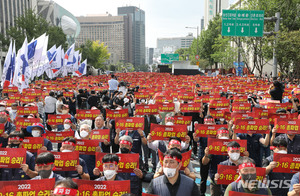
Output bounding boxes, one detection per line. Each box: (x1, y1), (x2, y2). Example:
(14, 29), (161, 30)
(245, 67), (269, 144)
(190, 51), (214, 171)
(194, 124), (228, 137)
(24, 90), (42, 97)
(22, 137), (44, 153)
(273, 153), (300, 173)
(47, 114), (71, 125)
(209, 109), (225, 119)
(274, 118), (300, 134)
(74, 179), (130, 195)
(90, 129), (110, 142)
(37, 150), (79, 171)
(135, 104), (159, 115)
(106, 109), (129, 119)
(180, 103), (201, 112)
(3, 86), (18, 93)
(150, 124), (187, 140)
(267, 102), (291, 110)
(64, 91), (74, 98)
(95, 152), (139, 173)
(233, 95), (248, 103)
(207, 138), (247, 155)
(232, 103), (251, 112)
(217, 165), (266, 185)
(0, 124), (4, 135)
(252, 107), (269, 118)
(8, 93), (21, 100)
(15, 117), (40, 129)
(199, 94), (221, 103)
(134, 92), (150, 99)
(173, 116), (192, 125)
(209, 99), (230, 109)
(231, 112), (258, 121)
(158, 149), (192, 170)
(0, 148), (26, 168)
(158, 103), (175, 112)
(142, 193), (159, 196)
(76, 109), (101, 120)
(115, 117), (144, 130)
(75, 139), (100, 155)
(45, 131), (74, 143)
(234, 119), (270, 134)
(229, 191), (269, 196)
(16, 106), (38, 116)
(0, 179), (55, 195)
(20, 96), (36, 103)
(268, 113), (298, 125)
(178, 92), (195, 100)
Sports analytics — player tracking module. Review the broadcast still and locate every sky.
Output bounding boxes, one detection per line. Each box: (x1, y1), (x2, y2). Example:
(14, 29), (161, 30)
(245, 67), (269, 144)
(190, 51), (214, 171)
(54, 0), (205, 48)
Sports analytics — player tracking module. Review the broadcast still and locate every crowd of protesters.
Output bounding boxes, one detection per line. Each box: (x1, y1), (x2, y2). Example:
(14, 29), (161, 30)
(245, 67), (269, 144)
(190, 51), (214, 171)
(0, 72), (300, 196)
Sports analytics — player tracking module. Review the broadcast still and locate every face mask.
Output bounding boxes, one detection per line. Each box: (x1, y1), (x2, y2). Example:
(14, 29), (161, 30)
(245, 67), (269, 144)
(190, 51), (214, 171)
(277, 150), (287, 154)
(220, 118), (225, 121)
(64, 124), (71, 130)
(32, 130), (41, 137)
(120, 147), (130, 153)
(11, 109), (17, 113)
(0, 107), (5, 111)
(80, 130), (89, 138)
(9, 143), (20, 148)
(103, 169), (117, 179)
(166, 122), (174, 126)
(38, 169), (52, 179)
(229, 152), (240, 161)
(0, 117), (6, 123)
(241, 173), (256, 182)
(61, 110), (68, 114)
(170, 147), (181, 152)
(163, 167), (177, 178)
(219, 136), (229, 139)
(62, 149), (72, 152)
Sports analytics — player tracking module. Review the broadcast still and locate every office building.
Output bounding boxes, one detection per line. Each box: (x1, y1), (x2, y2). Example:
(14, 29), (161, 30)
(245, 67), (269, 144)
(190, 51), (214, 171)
(145, 47), (154, 65)
(204, 0), (229, 29)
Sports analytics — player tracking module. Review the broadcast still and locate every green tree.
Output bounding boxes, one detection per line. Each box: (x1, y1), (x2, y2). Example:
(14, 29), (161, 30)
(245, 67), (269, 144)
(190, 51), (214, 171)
(78, 40), (110, 69)
(174, 48), (191, 61)
(0, 9), (67, 50)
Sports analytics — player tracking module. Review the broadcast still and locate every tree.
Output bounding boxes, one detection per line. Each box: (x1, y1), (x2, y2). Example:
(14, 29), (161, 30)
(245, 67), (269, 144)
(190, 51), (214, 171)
(78, 40), (110, 69)
(0, 9), (67, 50)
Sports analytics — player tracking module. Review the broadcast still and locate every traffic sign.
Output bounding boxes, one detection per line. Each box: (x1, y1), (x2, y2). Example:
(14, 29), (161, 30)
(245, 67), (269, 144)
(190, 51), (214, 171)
(222, 10), (264, 37)
(161, 54), (179, 64)
(195, 55), (199, 60)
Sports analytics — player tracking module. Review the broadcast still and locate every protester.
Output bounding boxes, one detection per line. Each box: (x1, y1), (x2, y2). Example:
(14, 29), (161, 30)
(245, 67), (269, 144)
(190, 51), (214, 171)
(268, 80), (284, 102)
(26, 123), (53, 151)
(94, 154), (124, 181)
(108, 74), (119, 99)
(53, 178), (78, 196)
(44, 91), (57, 119)
(0, 110), (16, 147)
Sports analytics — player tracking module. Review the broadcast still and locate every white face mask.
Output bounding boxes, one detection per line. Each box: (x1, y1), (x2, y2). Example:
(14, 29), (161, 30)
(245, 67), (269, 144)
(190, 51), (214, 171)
(219, 136), (229, 140)
(62, 149), (72, 152)
(0, 107), (5, 111)
(220, 118), (225, 121)
(80, 130), (89, 138)
(277, 150), (287, 154)
(64, 124), (71, 130)
(229, 152), (240, 161)
(61, 110), (68, 114)
(166, 122), (174, 126)
(163, 167), (177, 178)
(32, 130), (41, 137)
(103, 169), (117, 179)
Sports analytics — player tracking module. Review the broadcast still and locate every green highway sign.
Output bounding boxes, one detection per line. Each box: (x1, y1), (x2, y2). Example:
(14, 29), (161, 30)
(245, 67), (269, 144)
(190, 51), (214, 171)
(222, 10), (264, 37)
(161, 53), (179, 64)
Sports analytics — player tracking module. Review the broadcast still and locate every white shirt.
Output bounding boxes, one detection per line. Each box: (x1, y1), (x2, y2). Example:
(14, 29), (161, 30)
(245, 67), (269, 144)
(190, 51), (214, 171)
(44, 96), (57, 113)
(56, 100), (63, 114)
(108, 79), (119, 91)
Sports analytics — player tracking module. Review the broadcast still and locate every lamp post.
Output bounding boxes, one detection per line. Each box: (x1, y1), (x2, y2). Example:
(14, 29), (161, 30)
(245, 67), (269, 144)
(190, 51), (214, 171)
(185, 26), (199, 64)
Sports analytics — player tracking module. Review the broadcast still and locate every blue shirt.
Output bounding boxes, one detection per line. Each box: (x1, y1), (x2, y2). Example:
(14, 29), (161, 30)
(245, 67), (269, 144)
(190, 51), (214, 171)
(289, 172), (299, 192)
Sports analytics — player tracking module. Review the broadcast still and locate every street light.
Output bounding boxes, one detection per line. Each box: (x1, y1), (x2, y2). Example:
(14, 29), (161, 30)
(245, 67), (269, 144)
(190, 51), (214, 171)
(185, 26), (199, 62)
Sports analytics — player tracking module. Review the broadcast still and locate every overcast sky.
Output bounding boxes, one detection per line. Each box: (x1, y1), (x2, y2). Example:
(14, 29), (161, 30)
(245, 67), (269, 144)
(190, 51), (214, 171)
(54, 0), (206, 48)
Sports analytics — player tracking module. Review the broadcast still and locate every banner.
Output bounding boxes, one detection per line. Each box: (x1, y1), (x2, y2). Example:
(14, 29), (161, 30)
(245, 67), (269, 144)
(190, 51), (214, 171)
(0, 179), (55, 195)
(95, 152), (139, 173)
(37, 150), (79, 171)
(180, 103), (201, 113)
(273, 153), (300, 173)
(90, 129), (110, 142)
(15, 117), (40, 128)
(150, 123), (187, 140)
(135, 104), (158, 115)
(73, 179), (130, 196)
(173, 116), (192, 125)
(76, 109), (101, 120)
(75, 139), (100, 155)
(209, 109), (225, 119)
(158, 103), (175, 112)
(16, 106), (38, 116)
(22, 137), (44, 153)
(194, 124), (228, 137)
(217, 165), (266, 185)
(0, 148), (26, 168)
(45, 130), (74, 143)
(209, 100), (230, 109)
(115, 117), (144, 130)
(207, 138), (247, 155)
(274, 119), (300, 134)
(234, 119), (269, 134)
(158, 149), (192, 170)
(232, 103), (251, 112)
(106, 109), (128, 119)
(47, 114), (71, 125)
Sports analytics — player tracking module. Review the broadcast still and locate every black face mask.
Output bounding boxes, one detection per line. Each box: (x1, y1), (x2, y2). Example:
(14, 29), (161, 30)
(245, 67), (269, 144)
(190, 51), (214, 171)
(8, 143), (20, 148)
(120, 147), (130, 153)
(241, 173), (256, 182)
